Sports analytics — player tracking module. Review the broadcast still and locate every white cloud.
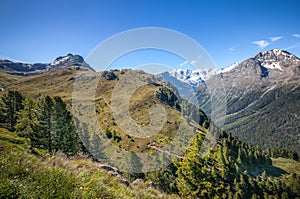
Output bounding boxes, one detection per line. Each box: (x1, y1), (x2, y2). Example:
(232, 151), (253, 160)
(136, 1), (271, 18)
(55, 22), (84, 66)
(228, 47), (235, 52)
(284, 42), (300, 50)
(292, 33), (300, 38)
(179, 60), (188, 67)
(269, 36), (283, 42)
(252, 40), (270, 49)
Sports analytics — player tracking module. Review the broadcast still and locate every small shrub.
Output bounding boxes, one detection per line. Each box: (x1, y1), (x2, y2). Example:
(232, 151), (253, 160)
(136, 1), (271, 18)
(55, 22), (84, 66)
(104, 128), (112, 139)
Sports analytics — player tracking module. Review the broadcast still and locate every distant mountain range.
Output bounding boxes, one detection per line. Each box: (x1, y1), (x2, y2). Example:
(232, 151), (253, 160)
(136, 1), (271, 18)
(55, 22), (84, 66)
(163, 62), (239, 89)
(163, 49), (299, 89)
(0, 54), (93, 76)
(161, 49), (300, 153)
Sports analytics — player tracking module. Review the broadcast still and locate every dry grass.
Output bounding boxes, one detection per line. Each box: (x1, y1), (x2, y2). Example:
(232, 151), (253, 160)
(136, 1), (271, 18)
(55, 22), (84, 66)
(4, 68), (196, 156)
(0, 71), (25, 89)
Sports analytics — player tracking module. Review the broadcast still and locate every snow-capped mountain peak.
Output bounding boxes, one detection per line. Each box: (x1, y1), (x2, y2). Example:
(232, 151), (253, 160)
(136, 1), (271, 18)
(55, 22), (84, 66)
(161, 49), (299, 91)
(0, 54), (93, 75)
(50, 54), (73, 66)
(49, 54), (85, 68)
(169, 68), (218, 89)
(255, 48), (298, 71)
(218, 62), (239, 73)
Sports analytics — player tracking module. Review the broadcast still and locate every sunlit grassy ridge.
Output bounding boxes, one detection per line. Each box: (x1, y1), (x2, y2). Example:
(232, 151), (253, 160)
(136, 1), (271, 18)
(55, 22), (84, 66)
(6, 67), (81, 101)
(95, 71), (186, 152)
(6, 68), (197, 153)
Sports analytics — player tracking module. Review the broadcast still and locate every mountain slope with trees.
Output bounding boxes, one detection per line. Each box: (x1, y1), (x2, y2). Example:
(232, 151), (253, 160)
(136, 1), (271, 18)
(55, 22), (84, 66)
(193, 49), (300, 154)
(0, 66), (300, 198)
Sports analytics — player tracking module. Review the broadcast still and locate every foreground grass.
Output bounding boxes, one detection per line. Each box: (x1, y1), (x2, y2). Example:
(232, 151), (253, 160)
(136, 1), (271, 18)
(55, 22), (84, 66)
(0, 128), (179, 199)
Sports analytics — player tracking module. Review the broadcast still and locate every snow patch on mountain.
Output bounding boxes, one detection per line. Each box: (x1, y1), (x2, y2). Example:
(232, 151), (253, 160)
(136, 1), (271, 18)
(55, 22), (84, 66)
(165, 63), (239, 89)
(218, 62), (239, 73)
(262, 62), (283, 71)
(50, 55), (72, 66)
(255, 49), (298, 71)
(169, 68), (218, 89)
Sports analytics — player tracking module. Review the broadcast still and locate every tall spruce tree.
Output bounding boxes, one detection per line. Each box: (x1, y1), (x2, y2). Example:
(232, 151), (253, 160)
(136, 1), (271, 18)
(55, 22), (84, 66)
(175, 133), (214, 198)
(15, 95), (80, 155)
(38, 96), (55, 153)
(0, 90), (24, 130)
(15, 98), (40, 147)
(52, 96), (79, 155)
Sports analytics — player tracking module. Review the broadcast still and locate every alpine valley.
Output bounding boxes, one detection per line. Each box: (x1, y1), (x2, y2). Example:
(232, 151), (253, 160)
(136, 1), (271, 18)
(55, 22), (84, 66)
(163, 49), (300, 154)
(0, 50), (300, 199)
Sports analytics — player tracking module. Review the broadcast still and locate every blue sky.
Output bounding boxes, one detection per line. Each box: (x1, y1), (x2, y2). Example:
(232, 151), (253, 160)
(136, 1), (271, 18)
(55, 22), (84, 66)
(0, 0), (300, 71)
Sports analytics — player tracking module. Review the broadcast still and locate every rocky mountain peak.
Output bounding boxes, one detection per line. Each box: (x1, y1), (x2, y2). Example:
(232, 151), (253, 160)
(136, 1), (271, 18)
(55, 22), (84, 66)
(0, 54), (93, 75)
(254, 49), (300, 71)
(50, 54), (85, 67)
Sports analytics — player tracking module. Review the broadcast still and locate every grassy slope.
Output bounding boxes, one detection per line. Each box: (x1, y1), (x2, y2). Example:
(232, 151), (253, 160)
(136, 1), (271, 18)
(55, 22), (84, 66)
(0, 71), (24, 88)
(95, 74), (185, 152)
(6, 68), (195, 153)
(6, 67), (79, 101)
(0, 128), (179, 198)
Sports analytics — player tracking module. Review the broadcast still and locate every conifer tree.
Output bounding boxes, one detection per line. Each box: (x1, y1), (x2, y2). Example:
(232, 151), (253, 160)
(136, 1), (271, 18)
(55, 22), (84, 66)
(52, 96), (80, 155)
(175, 133), (220, 197)
(15, 98), (39, 147)
(0, 90), (24, 130)
(38, 96), (55, 152)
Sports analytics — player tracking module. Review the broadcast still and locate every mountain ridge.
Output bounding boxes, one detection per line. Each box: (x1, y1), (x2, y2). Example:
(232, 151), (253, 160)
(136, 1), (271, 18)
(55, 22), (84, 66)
(164, 49), (299, 88)
(163, 48), (300, 153)
(0, 53), (94, 76)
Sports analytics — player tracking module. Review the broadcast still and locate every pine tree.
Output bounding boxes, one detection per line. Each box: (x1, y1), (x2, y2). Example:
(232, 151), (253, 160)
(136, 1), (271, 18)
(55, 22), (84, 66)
(145, 155), (178, 194)
(175, 133), (224, 198)
(38, 96), (55, 153)
(16, 95), (80, 155)
(52, 96), (79, 155)
(15, 98), (39, 147)
(0, 90), (24, 130)
(176, 133), (206, 197)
